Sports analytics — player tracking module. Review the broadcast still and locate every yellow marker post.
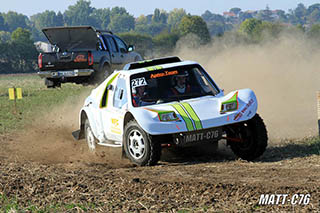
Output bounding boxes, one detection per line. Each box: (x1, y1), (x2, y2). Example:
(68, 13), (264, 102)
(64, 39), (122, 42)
(8, 88), (15, 100)
(16, 88), (22, 99)
(8, 87), (23, 114)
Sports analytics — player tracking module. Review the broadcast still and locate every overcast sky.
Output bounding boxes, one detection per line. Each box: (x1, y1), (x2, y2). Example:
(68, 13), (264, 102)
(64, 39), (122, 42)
(1, 0), (320, 17)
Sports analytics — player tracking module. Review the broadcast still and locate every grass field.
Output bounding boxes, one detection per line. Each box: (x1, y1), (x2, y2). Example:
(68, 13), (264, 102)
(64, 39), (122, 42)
(0, 74), (91, 134)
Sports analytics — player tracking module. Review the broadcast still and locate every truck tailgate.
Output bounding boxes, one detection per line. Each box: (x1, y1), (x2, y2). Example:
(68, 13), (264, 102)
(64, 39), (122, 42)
(39, 51), (92, 71)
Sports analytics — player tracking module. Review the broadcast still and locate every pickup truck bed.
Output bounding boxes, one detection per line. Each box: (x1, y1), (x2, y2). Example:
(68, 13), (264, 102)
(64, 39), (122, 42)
(37, 26), (142, 88)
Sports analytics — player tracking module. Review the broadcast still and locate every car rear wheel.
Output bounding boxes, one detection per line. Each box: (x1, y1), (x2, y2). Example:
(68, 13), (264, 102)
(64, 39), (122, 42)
(226, 113), (268, 161)
(84, 118), (97, 152)
(124, 120), (161, 166)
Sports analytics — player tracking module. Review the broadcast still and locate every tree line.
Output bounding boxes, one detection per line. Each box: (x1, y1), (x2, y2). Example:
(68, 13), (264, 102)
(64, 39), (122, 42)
(1, 0), (320, 73)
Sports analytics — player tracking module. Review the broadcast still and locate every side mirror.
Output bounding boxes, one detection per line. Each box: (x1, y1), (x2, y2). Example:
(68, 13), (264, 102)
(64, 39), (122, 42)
(107, 84), (114, 91)
(128, 45), (135, 52)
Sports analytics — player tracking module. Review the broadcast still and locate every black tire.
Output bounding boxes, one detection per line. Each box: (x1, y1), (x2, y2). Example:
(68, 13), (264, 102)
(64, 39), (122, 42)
(102, 64), (111, 79)
(89, 64), (111, 84)
(227, 113), (268, 161)
(134, 56), (141, 62)
(124, 120), (161, 166)
(45, 78), (60, 88)
(84, 118), (97, 152)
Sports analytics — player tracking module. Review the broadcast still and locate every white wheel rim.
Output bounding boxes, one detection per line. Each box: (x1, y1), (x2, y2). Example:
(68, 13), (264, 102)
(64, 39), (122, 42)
(86, 126), (96, 152)
(128, 130), (145, 160)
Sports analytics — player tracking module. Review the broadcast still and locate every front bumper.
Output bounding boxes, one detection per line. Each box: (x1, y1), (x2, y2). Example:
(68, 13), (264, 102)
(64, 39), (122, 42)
(173, 127), (223, 147)
(37, 69), (94, 78)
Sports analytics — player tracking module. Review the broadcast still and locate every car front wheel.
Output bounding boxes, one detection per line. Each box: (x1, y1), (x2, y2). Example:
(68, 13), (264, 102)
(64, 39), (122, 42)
(124, 120), (161, 166)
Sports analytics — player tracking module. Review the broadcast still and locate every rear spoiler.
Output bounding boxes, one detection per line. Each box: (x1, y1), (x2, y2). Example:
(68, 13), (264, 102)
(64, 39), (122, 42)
(123, 56), (182, 70)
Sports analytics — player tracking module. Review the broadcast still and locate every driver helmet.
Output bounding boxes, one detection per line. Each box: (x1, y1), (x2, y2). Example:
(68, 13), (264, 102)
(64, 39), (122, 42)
(176, 70), (189, 77)
(172, 70), (189, 85)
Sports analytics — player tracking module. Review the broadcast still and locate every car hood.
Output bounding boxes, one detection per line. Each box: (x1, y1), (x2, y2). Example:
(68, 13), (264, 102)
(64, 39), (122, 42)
(42, 26), (97, 51)
(129, 89), (258, 135)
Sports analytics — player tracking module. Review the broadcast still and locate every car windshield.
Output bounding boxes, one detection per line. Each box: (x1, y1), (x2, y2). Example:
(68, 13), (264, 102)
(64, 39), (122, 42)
(130, 64), (220, 107)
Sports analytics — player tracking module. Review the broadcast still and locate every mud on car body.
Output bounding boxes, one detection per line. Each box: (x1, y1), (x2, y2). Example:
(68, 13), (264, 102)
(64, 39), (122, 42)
(73, 56), (268, 166)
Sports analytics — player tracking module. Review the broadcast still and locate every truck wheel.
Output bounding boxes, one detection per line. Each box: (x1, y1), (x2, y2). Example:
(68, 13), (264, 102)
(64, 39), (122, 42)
(102, 65), (111, 79)
(227, 113), (268, 161)
(45, 78), (61, 88)
(84, 118), (97, 152)
(124, 120), (161, 166)
(89, 64), (111, 84)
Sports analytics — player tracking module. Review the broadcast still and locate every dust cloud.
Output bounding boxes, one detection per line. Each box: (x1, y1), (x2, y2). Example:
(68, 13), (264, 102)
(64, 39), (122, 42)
(175, 33), (320, 140)
(8, 90), (130, 168)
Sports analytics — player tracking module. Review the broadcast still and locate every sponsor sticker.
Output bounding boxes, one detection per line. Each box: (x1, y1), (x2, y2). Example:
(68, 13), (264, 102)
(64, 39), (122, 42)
(150, 70), (178, 79)
(74, 54), (87, 62)
(111, 118), (121, 134)
(234, 99), (254, 121)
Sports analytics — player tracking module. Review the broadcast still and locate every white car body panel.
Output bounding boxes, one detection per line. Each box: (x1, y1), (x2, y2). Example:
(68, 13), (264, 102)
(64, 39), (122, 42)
(77, 60), (258, 145)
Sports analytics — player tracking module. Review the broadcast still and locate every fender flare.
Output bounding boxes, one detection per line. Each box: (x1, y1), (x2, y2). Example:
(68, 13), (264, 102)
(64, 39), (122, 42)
(99, 57), (111, 72)
(78, 107), (100, 140)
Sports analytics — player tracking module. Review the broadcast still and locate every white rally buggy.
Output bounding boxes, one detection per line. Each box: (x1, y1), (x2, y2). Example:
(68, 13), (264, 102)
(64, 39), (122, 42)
(73, 56), (268, 166)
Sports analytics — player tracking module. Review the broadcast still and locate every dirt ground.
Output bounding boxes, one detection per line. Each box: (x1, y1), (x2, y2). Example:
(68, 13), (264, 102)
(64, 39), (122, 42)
(0, 125), (319, 212)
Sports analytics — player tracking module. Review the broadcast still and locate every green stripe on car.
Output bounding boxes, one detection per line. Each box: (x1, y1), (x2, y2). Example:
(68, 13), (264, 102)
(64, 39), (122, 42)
(171, 104), (195, 131)
(180, 102), (203, 130)
(100, 73), (120, 108)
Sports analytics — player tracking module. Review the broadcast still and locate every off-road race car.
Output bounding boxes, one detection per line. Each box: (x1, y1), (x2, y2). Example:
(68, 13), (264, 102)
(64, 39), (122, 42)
(73, 56), (268, 166)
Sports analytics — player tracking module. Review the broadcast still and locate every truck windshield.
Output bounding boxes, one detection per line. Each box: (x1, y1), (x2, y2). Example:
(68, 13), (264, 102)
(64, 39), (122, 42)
(130, 64), (220, 107)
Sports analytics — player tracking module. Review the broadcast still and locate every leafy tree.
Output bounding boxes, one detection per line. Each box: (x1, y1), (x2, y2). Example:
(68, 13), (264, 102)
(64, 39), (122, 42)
(275, 10), (288, 22)
(8, 28), (38, 72)
(207, 21), (226, 36)
(230, 8), (241, 16)
(31, 10), (64, 32)
(178, 15), (210, 44)
(295, 3), (307, 18)
(93, 8), (110, 29)
(308, 24), (320, 40)
(256, 6), (273, 22)
(108, 13), (135, 33)
(307, 3), (320, 15)
(107, 7), (135, 33)
(11, 27), (33, 43)
(2, 11), (28, 32)
(135, 22), (168, 36)
(239, 12), (254, 22)
(239, 18), (283, 42)
(0, 31), (11, 42)
(238, 18), (263, 40)
(308, 8), (320, 24)
(152, 9), (168, 24)
(0, 14), (8, 31)
(110, 7), (128, 16)
(202, 11), (225, 23)
(153, 32), (179, 55)
(136, 15), (148, 25)
(64, 0), (97, 26)
(167, 8), (186, 32)
(118, 32), (153, 57)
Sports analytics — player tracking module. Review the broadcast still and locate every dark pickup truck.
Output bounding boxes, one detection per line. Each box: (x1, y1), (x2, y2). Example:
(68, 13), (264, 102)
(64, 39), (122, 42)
(37, 26), (142, 88)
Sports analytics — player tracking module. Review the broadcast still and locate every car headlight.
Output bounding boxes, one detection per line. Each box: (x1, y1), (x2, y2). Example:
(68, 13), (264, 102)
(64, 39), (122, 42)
(158, 111), (179, 122)
(220, 92), (238, 113)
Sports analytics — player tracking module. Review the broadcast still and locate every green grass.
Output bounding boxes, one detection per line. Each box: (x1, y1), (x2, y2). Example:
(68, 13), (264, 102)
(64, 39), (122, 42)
(0, 74), (92, 134)
(0, 193), (101, 212)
